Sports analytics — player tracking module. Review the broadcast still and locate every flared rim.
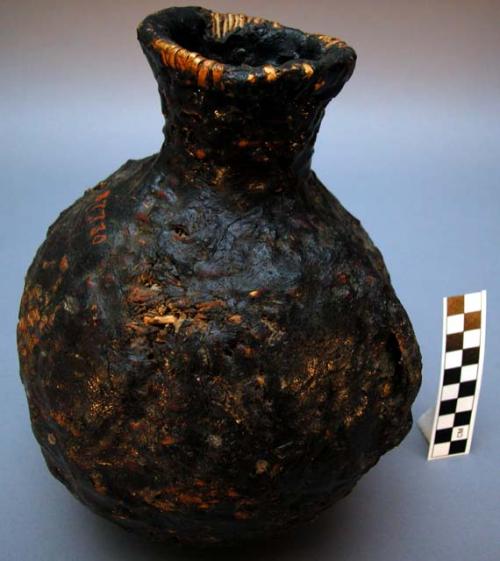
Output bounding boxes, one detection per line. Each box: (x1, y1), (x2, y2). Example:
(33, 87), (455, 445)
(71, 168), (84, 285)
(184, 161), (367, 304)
(137, 6), (356, 91)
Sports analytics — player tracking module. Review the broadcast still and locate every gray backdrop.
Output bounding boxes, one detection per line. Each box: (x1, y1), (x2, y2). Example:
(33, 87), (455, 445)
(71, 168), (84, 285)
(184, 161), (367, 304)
(1, 1), (499, 560)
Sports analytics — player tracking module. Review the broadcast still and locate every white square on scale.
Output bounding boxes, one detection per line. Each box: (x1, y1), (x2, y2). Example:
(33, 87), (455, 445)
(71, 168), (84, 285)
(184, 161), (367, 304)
(456, 395), (474, 412)
(447, 314), (464, 334)
(437, 414), (455, 430)
(442, 384), (460, 400)
(464, 292), (482, 313)
(463, 329), (481, 349)
(432, 443), (451, 457)
(445, 350), (463, 369)
(452, 425), (469, 441)
(460, 364), (478, 382)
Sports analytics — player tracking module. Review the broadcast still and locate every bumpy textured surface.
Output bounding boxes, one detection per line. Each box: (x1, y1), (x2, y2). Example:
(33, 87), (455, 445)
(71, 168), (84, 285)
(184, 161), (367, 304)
(18, 6), (421, 547)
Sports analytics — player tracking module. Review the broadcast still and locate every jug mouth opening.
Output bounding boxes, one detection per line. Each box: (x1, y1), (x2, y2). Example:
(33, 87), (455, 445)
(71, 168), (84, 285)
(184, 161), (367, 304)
(138, 6), (356, 92)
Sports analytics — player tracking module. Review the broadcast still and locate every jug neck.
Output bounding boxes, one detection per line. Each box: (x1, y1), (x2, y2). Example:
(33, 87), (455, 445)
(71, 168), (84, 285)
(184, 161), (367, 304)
(138, 7), (356, 189)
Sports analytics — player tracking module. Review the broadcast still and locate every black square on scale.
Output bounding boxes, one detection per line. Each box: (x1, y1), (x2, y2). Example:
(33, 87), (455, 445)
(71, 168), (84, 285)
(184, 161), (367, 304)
(446, 333), (463, 352)
(449, 440), (467, 454)
(462, 347), (480, 365)
(439, 399), (457, 415)
(443, 368), (461, 385)
(458, 380), (476, 397)
(453, 411), (472, 426)
(434, 428), (453, 443)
